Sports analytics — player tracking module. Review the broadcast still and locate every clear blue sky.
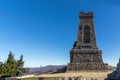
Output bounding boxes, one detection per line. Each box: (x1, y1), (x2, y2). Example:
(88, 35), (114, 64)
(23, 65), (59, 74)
(0, 0), (120, 67)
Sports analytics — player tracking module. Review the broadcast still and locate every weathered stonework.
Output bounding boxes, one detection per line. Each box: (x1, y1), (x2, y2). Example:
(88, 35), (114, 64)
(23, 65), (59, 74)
(67, 12), (109, 71)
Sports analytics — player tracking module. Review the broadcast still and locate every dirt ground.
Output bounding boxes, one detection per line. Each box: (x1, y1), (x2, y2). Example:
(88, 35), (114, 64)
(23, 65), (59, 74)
(17, 71), (113, 80)
(36, 71), (112, 80)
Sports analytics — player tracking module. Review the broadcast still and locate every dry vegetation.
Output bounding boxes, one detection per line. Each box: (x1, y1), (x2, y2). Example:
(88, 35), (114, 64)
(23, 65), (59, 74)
(17, 71), (113, 80)
(37, 71), (112, 80)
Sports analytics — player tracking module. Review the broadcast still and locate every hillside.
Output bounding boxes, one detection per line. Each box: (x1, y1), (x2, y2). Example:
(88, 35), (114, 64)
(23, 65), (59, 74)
(28, 65), (66, 74)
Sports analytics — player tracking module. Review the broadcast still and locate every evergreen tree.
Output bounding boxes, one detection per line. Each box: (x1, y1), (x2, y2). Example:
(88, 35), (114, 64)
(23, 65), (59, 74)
(5, 51), (17, 76)
(7, 51), (15, 63)
(0, 51), (25, 77)
(0, 62), (3, 75)
(18, 54), (24, 68)
(17, 54), (25, 74)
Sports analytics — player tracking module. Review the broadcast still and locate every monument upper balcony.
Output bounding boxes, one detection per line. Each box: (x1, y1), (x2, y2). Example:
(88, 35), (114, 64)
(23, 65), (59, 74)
(80, 12), (94, 18)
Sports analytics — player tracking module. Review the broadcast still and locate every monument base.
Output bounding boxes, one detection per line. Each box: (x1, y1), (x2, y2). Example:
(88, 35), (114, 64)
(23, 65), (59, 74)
(67, 63), (109, 71)
(67, 49), (109, 71)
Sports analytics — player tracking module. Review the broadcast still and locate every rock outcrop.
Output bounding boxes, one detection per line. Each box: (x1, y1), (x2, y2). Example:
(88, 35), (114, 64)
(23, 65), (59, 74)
(106, 58), (120, 80)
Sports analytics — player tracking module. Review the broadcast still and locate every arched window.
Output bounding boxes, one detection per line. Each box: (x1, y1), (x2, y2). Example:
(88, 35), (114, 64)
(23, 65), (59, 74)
(84, 26), (90, 43)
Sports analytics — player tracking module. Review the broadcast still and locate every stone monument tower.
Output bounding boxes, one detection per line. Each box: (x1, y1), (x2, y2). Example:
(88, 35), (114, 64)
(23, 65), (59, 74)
(67, 12), (108, 71)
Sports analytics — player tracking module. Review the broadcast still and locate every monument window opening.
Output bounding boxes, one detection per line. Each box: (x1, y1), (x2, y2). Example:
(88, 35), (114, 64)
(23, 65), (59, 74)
(84, 26), (90, 43)
(79, 26), (82, 30)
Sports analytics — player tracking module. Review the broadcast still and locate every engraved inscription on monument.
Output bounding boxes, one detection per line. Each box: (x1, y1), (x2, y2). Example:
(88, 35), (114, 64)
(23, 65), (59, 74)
(67, 12), (109, 71)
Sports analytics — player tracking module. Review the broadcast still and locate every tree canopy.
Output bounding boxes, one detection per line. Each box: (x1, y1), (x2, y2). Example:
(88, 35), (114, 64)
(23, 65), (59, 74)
(0, 51), (25, 77)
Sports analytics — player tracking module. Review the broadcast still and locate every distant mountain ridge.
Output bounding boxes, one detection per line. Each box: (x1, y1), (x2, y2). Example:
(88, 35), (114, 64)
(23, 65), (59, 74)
(28, 65), (66, 74)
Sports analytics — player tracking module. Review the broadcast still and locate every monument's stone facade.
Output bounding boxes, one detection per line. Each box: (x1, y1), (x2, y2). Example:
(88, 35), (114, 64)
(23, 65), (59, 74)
(67, 12), (109, 71)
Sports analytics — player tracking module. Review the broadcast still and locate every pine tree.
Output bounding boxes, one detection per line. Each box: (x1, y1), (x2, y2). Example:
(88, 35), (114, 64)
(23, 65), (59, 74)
(18, 54), (24, 68)
(17, 54), (25, 74)
(7, 51), (15, 63)
(0, 51), (25, 77)
(5, 51), (17, 76)
(0, 62), (3, 75)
